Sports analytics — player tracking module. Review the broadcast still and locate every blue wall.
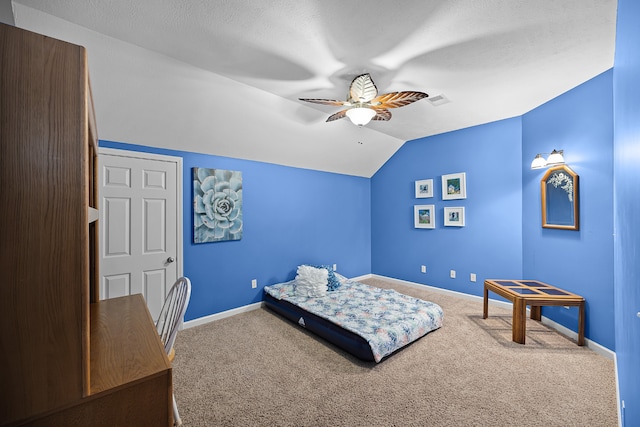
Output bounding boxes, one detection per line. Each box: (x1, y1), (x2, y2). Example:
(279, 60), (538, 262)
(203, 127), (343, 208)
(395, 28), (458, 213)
(371, 118), (524, 295)
(99, 141), (372, 321)
(371, 74), (615, 351)
(522, 70), (615, 350)
(613, 0), (640, 424)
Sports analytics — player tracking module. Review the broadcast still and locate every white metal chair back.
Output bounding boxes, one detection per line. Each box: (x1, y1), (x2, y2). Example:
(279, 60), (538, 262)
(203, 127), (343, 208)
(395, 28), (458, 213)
(156, 277), (192, 356)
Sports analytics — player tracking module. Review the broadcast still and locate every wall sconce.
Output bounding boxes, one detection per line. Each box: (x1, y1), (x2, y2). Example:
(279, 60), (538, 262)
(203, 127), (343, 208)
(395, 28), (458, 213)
(530, 149), (565, 169)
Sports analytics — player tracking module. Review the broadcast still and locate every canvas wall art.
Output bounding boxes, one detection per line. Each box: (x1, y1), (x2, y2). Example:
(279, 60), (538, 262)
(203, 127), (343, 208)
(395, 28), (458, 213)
(193, 167), (243, 243)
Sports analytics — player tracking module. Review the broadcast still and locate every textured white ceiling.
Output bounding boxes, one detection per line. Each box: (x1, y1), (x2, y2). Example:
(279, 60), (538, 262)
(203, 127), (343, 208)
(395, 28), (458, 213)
(12, 0), (617, 177)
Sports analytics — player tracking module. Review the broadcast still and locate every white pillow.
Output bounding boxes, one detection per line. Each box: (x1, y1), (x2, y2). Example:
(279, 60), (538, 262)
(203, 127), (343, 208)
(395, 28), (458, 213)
(294, 265), (328, 297)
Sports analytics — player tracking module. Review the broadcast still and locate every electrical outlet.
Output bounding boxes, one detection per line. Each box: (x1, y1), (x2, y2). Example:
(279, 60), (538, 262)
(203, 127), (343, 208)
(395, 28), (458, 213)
(450, 270), (456, 279)
(470, 273), (477, 282)
(421, 265), (426, 273)
(251, 279), (257, 289)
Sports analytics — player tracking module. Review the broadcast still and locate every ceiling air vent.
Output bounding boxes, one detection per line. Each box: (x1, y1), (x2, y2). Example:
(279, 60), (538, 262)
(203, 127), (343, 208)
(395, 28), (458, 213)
(427, 94), (450, 106)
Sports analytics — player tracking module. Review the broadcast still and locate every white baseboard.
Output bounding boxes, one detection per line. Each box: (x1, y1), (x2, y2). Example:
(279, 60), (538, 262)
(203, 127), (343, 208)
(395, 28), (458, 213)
(372, 274), (615, 360)
(349, 273), (374, 283)
(183, 273), (615, 361)
(182, 276), (377, 329)
(183, 302), (263, 329)
(540, 316), (615, 359)
(370, 274), (512, 310)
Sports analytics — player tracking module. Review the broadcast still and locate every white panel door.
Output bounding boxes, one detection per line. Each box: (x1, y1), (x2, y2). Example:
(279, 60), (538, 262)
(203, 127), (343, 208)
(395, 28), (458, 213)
(99, 148), (183, 321)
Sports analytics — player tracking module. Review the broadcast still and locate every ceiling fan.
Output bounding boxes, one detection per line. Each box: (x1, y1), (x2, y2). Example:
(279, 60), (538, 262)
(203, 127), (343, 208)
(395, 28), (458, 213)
(299, 73), (428, 126)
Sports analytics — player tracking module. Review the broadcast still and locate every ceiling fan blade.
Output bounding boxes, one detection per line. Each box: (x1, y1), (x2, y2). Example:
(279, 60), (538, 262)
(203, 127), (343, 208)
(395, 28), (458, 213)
(326, 110), (348, 122)
(371, 108), (392, 121)
(371, 91), (428, 109)
(348, 73), (378, 103)
(299, 98), (346, 107)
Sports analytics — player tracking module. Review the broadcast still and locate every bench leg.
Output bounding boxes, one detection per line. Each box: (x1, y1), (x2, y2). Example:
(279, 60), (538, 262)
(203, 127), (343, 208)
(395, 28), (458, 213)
(530, 305), (541, 321)
(577, 302), (585, 346)
(512, 298), (527, 344)
(483, 286), (489, 319)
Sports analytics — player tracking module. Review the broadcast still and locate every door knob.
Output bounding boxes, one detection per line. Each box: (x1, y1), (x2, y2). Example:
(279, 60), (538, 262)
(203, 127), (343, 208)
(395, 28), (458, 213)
(167, 257), (175, 263)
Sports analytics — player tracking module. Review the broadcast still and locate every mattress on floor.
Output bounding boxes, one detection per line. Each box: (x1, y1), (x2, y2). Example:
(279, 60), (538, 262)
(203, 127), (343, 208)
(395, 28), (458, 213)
(263, 278), (444, 362)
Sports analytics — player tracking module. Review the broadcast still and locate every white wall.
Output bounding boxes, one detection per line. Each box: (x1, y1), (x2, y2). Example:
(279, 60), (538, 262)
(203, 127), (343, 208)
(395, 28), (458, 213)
(0, 0), (14, 25)
(12, 4), (404, 178)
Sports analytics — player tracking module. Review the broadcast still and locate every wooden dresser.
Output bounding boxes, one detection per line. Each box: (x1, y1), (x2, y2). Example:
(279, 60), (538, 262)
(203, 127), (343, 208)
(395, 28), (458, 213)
(0, 23), (172, 426)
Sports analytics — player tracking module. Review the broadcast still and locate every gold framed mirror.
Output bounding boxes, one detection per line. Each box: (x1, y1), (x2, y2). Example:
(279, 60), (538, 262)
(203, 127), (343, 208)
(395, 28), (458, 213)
(541, 165), (579, 230)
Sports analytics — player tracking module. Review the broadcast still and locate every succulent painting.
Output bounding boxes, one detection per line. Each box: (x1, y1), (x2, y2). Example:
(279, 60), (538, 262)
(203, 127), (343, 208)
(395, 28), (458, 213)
(193, 167), (242, 243)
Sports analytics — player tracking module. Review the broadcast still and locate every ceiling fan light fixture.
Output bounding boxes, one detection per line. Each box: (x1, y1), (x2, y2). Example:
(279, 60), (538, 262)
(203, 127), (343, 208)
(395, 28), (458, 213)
(299, 74), (427, 125)
(346, 107), (376, 126)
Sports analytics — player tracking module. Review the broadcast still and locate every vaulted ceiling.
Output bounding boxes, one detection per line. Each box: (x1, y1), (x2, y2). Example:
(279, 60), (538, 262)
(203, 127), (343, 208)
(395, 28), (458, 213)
(12, 0), (617, 177)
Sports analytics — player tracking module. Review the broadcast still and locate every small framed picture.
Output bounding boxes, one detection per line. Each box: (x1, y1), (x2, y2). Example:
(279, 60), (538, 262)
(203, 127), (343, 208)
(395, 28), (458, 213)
(415, 179), (434, 198)
(441, 172), (467, 200)
(414, 205), (435, 229)
(444, 207), (465, 227)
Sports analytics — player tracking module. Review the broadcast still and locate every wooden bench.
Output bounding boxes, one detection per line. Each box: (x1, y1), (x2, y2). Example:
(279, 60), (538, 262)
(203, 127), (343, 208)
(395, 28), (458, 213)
(483, 279), (585, 345)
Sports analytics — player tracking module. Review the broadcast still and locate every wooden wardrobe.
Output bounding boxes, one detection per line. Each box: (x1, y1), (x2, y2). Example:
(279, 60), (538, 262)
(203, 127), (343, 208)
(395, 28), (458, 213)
(0, 23), (173, 426)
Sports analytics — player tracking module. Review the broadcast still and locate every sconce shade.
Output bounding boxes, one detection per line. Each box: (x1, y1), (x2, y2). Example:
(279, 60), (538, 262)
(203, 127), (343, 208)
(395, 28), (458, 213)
(346, 107), (376, 126)
(531, 149), (566, 169)
(530, 154), (547, 169)
(545, 149), (565, 166)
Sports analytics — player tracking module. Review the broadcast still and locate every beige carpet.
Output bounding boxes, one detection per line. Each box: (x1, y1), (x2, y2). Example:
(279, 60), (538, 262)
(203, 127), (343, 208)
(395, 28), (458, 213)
(172, 278), (618, 426)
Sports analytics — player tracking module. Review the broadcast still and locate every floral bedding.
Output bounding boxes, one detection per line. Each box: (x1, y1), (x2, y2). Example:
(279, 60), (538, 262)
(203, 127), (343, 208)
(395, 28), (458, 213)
(264, 278), (444, 362)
